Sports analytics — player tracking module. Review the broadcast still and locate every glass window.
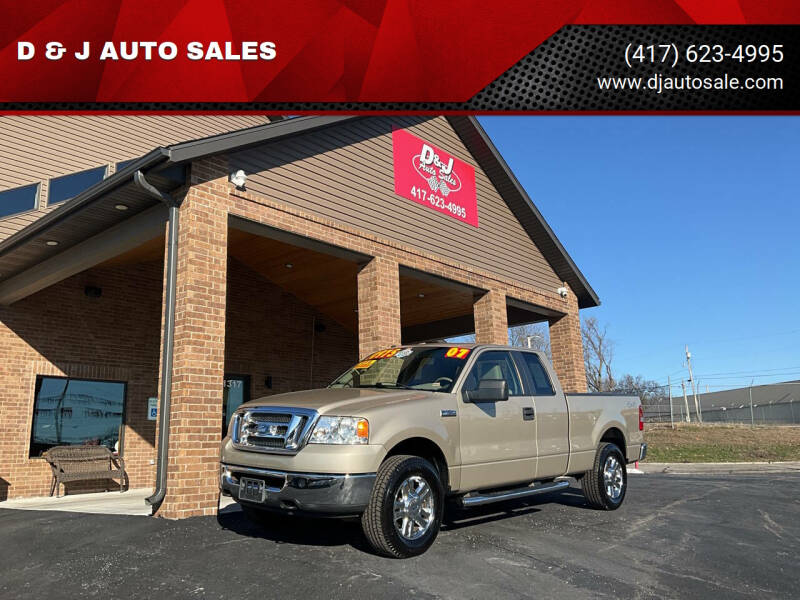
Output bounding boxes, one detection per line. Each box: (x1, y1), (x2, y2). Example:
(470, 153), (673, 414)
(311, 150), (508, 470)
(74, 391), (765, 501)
(29, 376), (126, 457)
(48, 166), (107, 205)
(223, 375), (250, 436)
(520, 352), (556, 395)
(329, 346), (473, 393)
(462, 351), (523, 396)
(115, 159), (137, 173)
(0, 183), (39, 218)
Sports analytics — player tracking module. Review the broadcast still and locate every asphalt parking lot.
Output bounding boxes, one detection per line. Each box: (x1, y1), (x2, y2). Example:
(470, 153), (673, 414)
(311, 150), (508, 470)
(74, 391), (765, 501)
(1, 472), (798, 599)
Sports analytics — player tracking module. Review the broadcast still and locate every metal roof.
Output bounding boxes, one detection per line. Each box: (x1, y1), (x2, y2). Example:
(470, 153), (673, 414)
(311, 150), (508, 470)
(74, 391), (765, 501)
(0, 116), (598, 308)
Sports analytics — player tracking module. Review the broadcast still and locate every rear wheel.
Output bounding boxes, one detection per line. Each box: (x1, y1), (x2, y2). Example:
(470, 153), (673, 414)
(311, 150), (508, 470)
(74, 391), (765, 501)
(582, 442), (627, 510)
(361, 455), (444, 558)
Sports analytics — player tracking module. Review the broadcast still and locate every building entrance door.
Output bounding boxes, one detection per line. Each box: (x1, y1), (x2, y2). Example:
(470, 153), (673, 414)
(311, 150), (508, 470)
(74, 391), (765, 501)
(222, 374), (250, 436)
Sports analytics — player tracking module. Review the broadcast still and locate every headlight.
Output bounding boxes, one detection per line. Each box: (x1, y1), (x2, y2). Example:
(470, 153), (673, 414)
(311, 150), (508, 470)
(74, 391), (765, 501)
(309, 416), (369, 445)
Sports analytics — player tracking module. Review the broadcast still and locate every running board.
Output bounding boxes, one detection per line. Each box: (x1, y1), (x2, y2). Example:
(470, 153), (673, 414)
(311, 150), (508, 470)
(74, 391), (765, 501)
(459, 479), (570, 508)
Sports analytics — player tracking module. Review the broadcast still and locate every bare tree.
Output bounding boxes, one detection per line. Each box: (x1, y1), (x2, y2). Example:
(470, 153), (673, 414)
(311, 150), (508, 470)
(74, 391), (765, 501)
(614, 374), (667, 405)
(508, 323), (551, 357)
(582, 316), (615, 392)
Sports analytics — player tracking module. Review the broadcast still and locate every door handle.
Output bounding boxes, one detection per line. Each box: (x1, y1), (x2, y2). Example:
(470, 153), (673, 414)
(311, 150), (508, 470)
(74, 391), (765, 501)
(522, 406), (535, 421)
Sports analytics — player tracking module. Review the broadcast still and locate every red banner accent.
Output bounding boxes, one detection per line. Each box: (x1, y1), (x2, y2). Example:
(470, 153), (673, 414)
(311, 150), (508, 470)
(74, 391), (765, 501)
(392, 129), (478, 227)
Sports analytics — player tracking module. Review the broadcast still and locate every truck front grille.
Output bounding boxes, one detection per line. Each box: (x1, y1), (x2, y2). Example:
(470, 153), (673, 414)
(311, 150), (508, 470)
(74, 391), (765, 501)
(231, 407), (318, 454)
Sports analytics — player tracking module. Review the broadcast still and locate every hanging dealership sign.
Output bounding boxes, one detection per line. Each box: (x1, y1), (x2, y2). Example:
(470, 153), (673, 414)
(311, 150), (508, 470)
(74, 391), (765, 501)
(392, 129), (478, 227)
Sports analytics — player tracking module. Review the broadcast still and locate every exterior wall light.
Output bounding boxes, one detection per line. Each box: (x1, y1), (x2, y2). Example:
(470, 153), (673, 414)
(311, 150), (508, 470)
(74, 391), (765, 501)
(285, 263), (293, 269)
(230, 169), (247, 189)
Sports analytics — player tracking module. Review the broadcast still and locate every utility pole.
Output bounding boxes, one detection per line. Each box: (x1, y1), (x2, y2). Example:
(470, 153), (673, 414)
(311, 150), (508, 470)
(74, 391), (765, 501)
(686, 345), (702, 423)
(681, 380), (691, 422)
(525, 334), (542, 349)
(749, 378), (755, 428)
(668, 375), (674, 429)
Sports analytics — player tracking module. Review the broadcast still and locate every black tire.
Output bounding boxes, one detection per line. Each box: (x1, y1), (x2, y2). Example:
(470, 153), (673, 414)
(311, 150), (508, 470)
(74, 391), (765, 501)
(582, 442), (627, 510)
(361, 455), (444, 558)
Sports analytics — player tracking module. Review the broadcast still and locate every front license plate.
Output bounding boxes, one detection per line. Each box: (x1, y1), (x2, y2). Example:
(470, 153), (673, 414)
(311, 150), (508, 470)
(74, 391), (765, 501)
(239, 477), (266, 503)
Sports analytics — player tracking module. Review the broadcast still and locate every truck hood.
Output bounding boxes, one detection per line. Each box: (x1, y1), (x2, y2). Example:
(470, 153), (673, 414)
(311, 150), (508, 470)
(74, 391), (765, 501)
(239, 387), (432, 416)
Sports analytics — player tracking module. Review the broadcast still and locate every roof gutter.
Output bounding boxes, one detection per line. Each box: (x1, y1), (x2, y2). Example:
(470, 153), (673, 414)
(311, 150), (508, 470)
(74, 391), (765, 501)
(133, 170), (182, 514)
(456, 117), (601, 309)
(0, 148), (170, 260)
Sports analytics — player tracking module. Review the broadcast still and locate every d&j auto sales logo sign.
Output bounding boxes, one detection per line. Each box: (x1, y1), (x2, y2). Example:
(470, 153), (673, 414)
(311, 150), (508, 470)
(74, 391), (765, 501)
(392, 129), (478, 227)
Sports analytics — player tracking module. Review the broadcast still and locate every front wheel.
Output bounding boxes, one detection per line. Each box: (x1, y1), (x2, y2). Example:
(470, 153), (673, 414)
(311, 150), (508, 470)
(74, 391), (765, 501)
(582, 442), (627, 510)
(361, 455), (444, 558)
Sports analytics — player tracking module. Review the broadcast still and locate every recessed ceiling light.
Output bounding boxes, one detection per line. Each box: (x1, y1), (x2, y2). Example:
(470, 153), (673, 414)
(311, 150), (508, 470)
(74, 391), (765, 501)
(418, 293), (425, 298)
(285, 263), (293, 269)
(45, 240), (59, 246)
(114, 204), (129, 211)
(353, 309), (359, 313)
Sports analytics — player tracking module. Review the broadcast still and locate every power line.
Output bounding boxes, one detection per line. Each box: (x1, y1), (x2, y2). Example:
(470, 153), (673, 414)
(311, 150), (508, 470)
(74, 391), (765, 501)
(654, 365), (800, 385)
(614, 327), (800, 362)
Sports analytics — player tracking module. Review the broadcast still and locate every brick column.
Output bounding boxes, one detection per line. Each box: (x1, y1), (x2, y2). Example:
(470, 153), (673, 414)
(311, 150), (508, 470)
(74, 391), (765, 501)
(548, 287), (587, 393)
(157, 159), (229, 519)
(357, 257), (401, 358)
(474, 290), (508, 345)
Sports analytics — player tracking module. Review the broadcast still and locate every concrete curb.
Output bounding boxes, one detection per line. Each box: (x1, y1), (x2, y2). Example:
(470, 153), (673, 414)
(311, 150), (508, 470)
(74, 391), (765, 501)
(634, 461), (800, 475)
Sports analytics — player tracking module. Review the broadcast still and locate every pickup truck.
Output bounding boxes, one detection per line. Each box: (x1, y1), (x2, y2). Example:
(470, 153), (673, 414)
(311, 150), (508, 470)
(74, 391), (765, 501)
(220, 343), (646, 558)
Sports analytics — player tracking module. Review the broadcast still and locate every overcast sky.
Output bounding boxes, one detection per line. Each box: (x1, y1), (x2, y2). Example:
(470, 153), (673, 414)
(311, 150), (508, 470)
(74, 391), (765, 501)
(479, 116), (800, 393)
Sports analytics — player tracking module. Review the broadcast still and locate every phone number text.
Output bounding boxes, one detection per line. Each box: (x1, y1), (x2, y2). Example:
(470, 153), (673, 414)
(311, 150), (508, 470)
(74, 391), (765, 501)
(410, 186), (467, 220)
(624, 43), (784, 68)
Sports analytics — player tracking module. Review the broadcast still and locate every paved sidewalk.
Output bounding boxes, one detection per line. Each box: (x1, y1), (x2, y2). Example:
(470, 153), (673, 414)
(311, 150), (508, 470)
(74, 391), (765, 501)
(637, 461), (800, 475)
(0, 489), (240, 516)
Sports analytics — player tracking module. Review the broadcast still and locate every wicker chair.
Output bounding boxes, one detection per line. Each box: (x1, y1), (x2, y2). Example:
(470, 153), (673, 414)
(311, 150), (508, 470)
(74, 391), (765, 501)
(43, 445), (128, 497)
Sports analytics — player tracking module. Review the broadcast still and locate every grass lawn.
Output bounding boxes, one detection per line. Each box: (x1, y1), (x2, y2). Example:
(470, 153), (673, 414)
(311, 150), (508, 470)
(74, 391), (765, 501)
(644, 423), (800, 463)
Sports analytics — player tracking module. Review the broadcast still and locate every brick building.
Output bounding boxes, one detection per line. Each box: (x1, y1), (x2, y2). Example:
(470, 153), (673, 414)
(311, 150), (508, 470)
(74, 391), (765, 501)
(0, 115), (598, 518)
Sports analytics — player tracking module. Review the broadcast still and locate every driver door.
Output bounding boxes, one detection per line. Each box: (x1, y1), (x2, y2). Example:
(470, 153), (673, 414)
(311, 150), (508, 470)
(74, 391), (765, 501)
(458, 350), (536, 490)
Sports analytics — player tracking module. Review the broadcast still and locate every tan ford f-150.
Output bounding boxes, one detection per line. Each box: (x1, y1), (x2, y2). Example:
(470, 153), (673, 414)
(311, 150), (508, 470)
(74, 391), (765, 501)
(220, 344), (646, 558)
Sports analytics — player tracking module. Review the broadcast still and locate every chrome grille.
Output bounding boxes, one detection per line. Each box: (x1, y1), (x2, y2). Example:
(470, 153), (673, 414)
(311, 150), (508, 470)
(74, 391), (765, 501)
(232, 407), (318, 454)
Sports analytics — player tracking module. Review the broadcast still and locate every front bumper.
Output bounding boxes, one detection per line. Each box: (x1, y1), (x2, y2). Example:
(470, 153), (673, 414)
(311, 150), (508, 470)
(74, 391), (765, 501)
(220, 463), (376, 516)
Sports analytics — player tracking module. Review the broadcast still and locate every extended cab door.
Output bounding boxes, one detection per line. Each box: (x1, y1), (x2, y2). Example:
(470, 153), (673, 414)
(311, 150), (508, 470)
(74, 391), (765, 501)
(514, 351), (570, 478)
(457, 349), (536, 490)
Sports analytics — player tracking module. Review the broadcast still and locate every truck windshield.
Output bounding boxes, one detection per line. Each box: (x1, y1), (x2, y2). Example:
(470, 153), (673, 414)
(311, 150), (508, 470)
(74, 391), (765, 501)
(329, 346), (473, 393)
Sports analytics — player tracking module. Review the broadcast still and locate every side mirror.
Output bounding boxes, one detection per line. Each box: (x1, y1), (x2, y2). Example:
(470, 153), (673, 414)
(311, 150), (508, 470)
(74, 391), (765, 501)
(465, 378), (509, 402)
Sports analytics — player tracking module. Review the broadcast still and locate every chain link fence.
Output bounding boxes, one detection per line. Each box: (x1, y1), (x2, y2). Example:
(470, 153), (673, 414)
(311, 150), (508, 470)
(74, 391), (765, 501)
(643, 382), (800, 425)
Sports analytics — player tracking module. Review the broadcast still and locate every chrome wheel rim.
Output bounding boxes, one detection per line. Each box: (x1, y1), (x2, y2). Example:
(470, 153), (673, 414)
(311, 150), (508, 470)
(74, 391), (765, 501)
(603, 455), (624, 500)
(393, 475), (435, 541)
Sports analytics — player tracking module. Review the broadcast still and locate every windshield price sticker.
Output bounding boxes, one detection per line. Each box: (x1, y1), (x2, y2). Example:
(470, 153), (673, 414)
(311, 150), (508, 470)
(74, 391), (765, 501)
(392, 129), (478, 227)
(445, 347), (471, 359)
(354, 359), (376, 370)
(368, 348), (401, 359)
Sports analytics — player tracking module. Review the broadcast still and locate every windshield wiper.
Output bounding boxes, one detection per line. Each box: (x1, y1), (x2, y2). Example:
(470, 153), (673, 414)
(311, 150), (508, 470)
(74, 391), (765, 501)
(373, 382), (414, 389)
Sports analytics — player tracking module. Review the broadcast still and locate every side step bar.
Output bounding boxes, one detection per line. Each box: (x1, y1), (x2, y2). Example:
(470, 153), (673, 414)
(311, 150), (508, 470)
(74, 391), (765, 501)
(459, 479), (570, 508)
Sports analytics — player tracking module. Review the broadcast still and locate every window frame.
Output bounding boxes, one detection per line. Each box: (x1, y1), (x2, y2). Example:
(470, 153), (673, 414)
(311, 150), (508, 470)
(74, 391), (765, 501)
(222, 373), (251, 436)
(0, 182), (41, 219)
(459, 349), (525, 398)
(47, 165), (108, 206)
(115, 159), (137, 173)
(28, 375), (128, 459)
(514, 350), (557, 396)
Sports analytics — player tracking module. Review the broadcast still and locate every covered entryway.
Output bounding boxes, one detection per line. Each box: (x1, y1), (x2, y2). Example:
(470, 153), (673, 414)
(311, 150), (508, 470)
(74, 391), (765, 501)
(223, 216), (368, 399)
